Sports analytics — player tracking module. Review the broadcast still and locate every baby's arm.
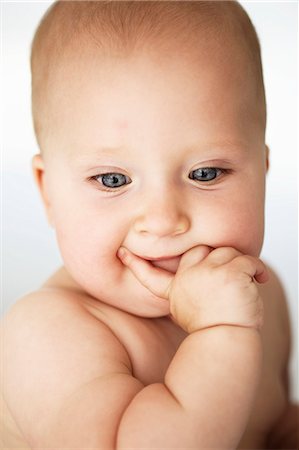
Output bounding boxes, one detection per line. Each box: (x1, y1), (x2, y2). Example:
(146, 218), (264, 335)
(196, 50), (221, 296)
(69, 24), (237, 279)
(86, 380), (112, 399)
(2, 246), (267, 449)
(116, 246), (268, 448)
(2, 291), (144, 448)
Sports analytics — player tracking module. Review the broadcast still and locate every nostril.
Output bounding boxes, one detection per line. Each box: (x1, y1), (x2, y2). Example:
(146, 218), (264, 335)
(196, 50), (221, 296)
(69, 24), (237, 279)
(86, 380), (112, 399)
(174, 223), (189, 236)
(134, 214), (190, 238)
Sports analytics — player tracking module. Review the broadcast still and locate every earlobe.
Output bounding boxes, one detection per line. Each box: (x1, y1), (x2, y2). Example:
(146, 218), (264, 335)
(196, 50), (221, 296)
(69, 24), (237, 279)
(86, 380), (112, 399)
(32, 154), (45, 191)
(265, 145), (270, 173)
(31, 154), (55, 227)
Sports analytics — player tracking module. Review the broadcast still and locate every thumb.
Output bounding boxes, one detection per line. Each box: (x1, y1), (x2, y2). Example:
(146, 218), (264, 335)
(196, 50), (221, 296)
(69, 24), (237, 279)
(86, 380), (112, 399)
(117, 247), (174, 299)
(177, 245), (213, 274)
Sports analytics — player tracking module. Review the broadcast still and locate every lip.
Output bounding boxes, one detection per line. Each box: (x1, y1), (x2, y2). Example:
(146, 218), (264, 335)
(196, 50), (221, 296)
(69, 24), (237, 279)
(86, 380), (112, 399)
(122, 251), (183, 274)
(142, 254), (182, 261)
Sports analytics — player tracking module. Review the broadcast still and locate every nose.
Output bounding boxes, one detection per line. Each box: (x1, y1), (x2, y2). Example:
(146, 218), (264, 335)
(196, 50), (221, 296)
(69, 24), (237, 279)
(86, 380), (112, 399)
(133, 190), (190, 238)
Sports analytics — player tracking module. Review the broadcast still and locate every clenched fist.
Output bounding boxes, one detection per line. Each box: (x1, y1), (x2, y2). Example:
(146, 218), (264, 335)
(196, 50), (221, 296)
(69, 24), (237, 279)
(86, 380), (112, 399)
(118, 246), (269, 334)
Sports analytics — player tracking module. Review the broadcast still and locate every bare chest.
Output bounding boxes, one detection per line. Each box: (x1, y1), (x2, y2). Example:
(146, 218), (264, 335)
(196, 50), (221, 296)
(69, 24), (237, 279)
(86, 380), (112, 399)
(2, 275), (288, 449)
(98, 308), (188, 385)
(101, 296), (288, 449)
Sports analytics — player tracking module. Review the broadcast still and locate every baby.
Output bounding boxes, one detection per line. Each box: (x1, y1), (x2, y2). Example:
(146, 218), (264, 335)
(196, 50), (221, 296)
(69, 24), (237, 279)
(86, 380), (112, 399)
(1, 1), (298, 448)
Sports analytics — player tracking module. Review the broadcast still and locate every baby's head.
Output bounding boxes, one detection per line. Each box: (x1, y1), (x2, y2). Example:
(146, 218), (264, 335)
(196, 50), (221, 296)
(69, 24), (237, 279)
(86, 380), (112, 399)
(31, 1), (266, 148)
(31, 1), (268, 317)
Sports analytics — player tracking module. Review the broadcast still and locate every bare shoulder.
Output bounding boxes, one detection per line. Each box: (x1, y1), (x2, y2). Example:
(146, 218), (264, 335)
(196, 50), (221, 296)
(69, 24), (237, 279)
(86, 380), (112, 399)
(259, 263), (289, 307)
(2, 288), (132, 369)
(260, 263), (291, 337)
(238, 263), (294, 448)
(259, 271), (299, 448)
(258, 263), (291, 389)
(1, 288), (143, 448)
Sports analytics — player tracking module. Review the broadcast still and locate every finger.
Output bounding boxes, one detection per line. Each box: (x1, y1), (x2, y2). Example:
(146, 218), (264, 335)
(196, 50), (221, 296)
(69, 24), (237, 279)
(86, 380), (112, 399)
(250, 257), (269, 284)
(230, 255), (269, 284)
(118, 247), (174, 299)
(206, 247), (243, 266)
(177, 245), (213, 274)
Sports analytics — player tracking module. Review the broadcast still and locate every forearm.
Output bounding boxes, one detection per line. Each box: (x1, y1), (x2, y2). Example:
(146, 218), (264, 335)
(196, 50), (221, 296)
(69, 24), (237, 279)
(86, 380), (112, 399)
(117, 326), (262, 449)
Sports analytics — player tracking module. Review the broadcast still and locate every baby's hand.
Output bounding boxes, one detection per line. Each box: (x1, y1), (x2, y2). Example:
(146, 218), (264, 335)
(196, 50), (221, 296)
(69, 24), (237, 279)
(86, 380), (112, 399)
(118, 246), (269, 333)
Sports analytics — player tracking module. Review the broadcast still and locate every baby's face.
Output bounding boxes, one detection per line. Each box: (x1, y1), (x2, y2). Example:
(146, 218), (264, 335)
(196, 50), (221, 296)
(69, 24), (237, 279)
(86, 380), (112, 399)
(36, 40), (268, 317)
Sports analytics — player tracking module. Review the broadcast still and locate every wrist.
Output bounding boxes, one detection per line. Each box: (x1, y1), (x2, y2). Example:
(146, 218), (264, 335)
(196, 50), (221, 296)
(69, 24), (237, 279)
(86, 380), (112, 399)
(189, 324), (263, 364)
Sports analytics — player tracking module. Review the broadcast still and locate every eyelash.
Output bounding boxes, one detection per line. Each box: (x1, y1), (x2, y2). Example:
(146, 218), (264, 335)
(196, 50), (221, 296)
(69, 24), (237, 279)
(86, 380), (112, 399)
(89, 167), (230, 192)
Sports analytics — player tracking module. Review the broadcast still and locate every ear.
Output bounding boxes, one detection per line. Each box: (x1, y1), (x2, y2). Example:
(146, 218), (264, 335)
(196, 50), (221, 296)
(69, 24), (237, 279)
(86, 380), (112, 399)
(32, 154), (54, 227)
(265, 145), (270, 173)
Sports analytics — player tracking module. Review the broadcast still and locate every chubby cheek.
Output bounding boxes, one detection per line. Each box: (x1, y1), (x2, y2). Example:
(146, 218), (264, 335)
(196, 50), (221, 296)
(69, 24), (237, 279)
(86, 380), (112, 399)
(52, 203), (125, 281)
(198, 191), (265, 257)
(220, 207), (264, 256)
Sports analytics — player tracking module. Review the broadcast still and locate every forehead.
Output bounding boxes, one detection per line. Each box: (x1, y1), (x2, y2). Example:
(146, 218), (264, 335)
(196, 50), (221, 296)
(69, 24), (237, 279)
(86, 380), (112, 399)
(43, 35), (262, 156)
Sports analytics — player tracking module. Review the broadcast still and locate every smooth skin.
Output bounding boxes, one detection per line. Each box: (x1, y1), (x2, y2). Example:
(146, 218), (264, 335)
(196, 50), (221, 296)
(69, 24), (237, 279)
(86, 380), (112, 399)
(2, 31), (298, 449)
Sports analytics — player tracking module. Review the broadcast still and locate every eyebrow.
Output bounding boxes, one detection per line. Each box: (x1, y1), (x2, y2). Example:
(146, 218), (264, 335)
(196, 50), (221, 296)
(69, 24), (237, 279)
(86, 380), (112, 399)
(72, 146), (128, 161)
(187, 140), (250, 153)
(72, 139), (251, 165)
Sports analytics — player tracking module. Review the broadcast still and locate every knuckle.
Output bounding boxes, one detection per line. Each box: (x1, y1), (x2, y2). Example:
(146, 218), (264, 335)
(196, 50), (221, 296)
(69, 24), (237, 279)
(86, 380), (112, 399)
(229, 255), (257, 277)
(232, 254), (253, 266)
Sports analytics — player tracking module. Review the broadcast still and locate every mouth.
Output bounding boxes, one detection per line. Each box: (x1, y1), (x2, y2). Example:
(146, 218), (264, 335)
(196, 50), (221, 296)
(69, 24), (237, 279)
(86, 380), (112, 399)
(146, 255), (182, 274)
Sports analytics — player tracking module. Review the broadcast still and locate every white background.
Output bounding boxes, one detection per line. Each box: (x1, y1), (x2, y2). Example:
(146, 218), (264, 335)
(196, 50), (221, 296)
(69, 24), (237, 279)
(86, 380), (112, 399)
(2, 1), (298, 400)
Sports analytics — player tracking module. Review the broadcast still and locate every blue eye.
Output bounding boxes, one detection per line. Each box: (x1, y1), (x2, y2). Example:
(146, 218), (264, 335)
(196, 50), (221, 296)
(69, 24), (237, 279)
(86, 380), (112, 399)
(189, 167), (222, 182)
(99, 173), (131, 188)
(91, 172), (132, 191)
